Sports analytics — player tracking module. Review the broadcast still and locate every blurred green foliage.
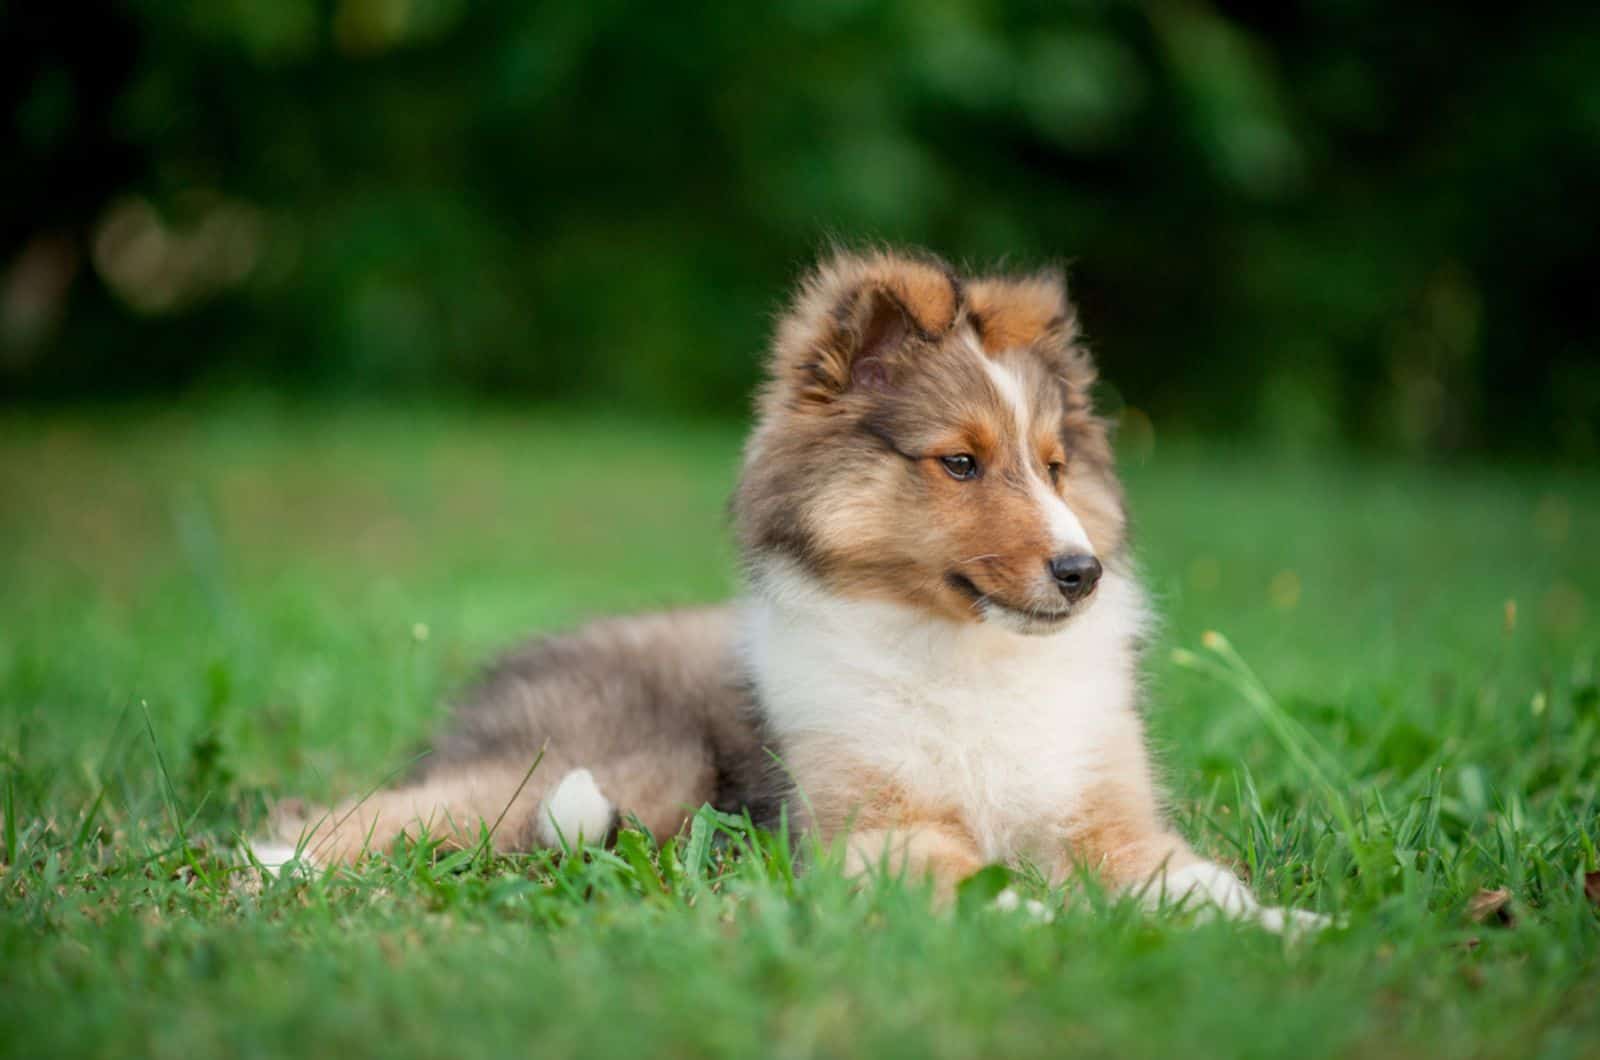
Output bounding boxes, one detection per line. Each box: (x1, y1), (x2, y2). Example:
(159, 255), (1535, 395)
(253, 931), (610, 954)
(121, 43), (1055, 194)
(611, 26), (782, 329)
(3, 1), (1598, 455)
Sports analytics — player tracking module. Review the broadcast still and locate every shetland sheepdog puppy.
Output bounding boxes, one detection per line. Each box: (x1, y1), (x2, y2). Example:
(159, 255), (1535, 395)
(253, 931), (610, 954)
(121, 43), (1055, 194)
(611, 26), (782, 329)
(256, 249), (1323, 932)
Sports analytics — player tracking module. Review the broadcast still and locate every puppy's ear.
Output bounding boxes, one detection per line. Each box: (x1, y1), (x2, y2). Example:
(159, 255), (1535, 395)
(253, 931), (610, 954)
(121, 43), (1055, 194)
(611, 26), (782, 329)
(770, 250), (961, 404)
(966, 269), (1093, 389)
(838, 285), (913, 392)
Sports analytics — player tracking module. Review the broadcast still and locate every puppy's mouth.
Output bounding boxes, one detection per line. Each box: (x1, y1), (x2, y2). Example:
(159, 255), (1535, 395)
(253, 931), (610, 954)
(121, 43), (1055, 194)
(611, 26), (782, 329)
(945, 572), (1073, 630)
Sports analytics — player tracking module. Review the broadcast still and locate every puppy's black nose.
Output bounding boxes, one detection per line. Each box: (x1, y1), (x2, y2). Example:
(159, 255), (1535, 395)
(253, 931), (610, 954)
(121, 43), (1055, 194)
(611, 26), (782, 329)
(1048, 553), (1102, 603)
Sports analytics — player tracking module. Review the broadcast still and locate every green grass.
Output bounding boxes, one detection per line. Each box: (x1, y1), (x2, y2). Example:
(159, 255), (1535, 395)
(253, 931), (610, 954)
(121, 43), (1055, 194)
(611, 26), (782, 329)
(2, 401), (1598, 1059)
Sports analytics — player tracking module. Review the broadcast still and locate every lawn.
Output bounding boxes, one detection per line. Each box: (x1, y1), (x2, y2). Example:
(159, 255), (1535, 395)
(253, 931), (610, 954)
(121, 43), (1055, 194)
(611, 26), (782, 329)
(2, 401), (1597, 1059)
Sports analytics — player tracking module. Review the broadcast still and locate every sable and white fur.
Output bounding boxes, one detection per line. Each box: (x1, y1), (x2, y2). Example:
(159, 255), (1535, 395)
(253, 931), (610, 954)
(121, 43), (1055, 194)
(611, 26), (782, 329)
(256, 248), (1322, 931)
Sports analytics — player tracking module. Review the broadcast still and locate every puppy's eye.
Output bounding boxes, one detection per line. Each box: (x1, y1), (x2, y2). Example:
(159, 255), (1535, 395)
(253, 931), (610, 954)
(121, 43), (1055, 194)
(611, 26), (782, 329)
(1047, 461), (1066, 485)
(940, 454), (979, 480)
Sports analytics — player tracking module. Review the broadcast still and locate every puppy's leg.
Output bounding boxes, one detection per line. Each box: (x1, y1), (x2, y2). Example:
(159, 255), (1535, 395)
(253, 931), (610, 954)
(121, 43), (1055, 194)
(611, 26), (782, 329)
(841, 824), (986, 905)
(788, 751), (987, 905)
(262, 740), (723, 869)
(1148, 851), (1329, 933)
(1061, 781), (1327, 932)
(267, 757), (578, 867)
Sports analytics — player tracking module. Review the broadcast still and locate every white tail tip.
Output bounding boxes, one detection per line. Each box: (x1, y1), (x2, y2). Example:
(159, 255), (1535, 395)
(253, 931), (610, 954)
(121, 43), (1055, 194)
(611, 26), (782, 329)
(536, 768), (615, 848)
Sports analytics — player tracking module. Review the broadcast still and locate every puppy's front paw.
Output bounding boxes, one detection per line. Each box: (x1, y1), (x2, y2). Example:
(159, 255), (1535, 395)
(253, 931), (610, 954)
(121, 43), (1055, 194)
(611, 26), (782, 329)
(1161, 861), (1256, 917)
(1159, 861), (1329, 936)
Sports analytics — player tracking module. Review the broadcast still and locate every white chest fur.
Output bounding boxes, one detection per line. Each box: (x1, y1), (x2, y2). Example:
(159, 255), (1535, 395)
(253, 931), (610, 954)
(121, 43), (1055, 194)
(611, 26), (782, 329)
(740, 564), (1151, 863)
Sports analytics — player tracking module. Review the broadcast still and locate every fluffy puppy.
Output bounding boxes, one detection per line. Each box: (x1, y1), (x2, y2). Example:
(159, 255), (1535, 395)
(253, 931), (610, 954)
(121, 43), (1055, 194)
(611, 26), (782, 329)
(257, 249), (1321, 932)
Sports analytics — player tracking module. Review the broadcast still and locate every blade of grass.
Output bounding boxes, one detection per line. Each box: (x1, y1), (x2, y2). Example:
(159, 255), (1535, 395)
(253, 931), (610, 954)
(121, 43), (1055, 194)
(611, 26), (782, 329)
(471, 742), (546, 866)
(139, 698), (189, 852)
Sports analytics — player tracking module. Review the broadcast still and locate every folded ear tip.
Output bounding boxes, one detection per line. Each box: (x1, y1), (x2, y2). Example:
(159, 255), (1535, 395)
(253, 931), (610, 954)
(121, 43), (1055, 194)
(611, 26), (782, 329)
(807, 249), (956, 321)
(966, 270), (1079, 354)
(862, 251), (960, 339)
(768, 247), (961, 400)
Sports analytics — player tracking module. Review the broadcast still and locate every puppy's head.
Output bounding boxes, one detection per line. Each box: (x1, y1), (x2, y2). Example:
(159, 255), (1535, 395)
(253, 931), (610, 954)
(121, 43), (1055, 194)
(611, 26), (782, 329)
(735, 249), (1126, 635)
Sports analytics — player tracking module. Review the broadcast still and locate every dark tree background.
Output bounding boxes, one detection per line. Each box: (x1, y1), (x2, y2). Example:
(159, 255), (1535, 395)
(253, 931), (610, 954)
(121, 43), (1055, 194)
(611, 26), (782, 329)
(3, 0), (1597, 456)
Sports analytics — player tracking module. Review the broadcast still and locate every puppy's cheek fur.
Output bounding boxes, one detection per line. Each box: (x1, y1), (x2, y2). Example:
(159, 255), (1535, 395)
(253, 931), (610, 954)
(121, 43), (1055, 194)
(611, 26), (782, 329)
(806, 460), (917, 561)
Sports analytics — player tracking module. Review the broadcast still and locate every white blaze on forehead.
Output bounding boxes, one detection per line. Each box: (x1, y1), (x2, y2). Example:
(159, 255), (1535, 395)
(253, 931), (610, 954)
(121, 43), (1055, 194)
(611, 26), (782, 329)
(980, 353), (1095, 556)
(982, 355), (1031, 440)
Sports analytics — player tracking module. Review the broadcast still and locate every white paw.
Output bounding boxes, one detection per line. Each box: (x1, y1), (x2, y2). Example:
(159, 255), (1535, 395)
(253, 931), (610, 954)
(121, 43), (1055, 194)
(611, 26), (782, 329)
(1161, 861), (1257, 916)
(536, 768), (615, 848)
(993, 887), (1055, 922)
(1158, 861), (1329, 936)
(246, 840), (315, 876)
